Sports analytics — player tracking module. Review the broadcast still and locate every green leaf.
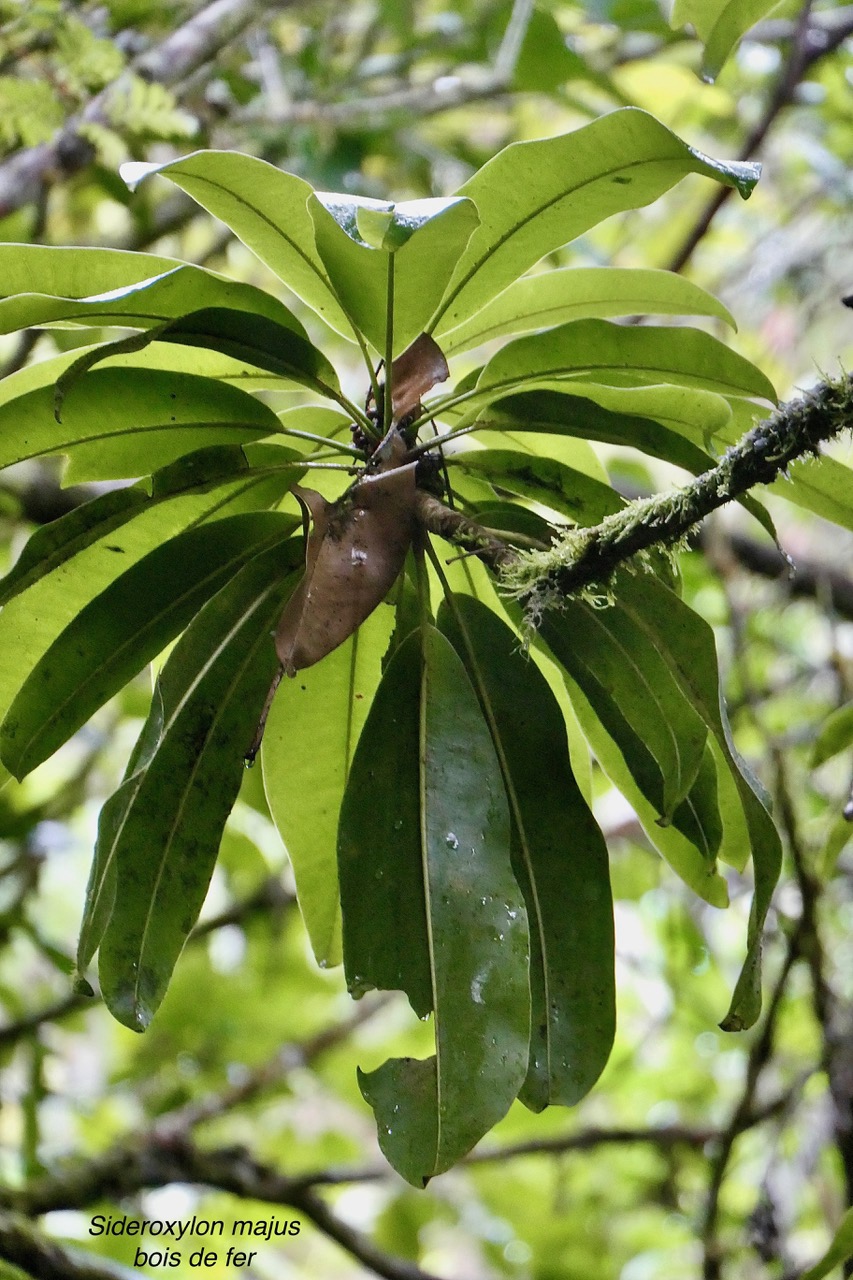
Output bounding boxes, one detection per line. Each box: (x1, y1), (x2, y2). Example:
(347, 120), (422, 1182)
(438, 594), (615, 1110)
(121, 150), (353, 337)
(469, 320), (776, 411)
(0, 452), (292, 729)
(1, 511), (298, 779)
(562, 665), (730, 906)
(514, 7), (617, 95)
(0, 243), (184, 316)
(55, 308), (342, 426)
(261, 603), (394, 967)
(442, 267), (736, 355)
(671, 0), (787, 81)
(540, 602), (709, 820)
(775, 456), (853, 535)
(475, 388), (723, 474)
(96, 536), (303, 1030)
(308, 194), (478, 355)
(0, 368), (282, 481)
(0, 488), (149, 608)
(812, 702), (853, 768)
(0, 444), (293, 606)
(450, 449), (623, 525)
(0, 263), (308, 336)
(799, 1205), (853, 1280)
(431, 107), (761, 334)
(613, 570), (781, 1030)
(340, 626), (529, 1185)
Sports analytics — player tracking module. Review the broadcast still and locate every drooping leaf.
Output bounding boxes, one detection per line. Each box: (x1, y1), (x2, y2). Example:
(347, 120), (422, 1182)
(95, 535), (303, 1030)
(812, 702), (853, 768)
(671, 0), (787, 81)
(442, 266), (736, 355)
(0, 444), (294, 607)
(308, 194), (479, 355)
(430, 107), (761, 334)
(261, 603), (394, 967)
(0, 368), (282, 481)
(540, 601), (709, 821)
(0, 451), (294, 727)
(0, 244), (184, 318)
(1, 511), (298, 779)
(121, 150), (354, 337)
(613, 569), (782, 1030)
(276, 433), (416, 674)
(340, 626), (529, 1185)
(559, 666), (730, 906)
(54, 307), (342, 424)
(438, 594), (615, 1110)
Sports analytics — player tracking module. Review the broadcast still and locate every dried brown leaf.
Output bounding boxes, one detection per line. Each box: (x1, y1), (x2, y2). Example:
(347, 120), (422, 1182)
(390, 333), (449, 420)
(276, 433), (416, 675)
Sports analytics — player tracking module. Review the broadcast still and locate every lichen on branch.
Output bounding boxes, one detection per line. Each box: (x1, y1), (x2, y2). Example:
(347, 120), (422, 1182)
(421, 372), (853, 618)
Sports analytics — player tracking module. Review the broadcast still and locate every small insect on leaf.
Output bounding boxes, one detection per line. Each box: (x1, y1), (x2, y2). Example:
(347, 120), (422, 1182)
(275, 432), (416, 676)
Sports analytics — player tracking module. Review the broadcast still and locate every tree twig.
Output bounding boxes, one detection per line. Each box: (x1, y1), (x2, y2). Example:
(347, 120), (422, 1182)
(0, 0), (298, 218)
(0, 1211), (136, 1280)
(419, 372), (853, 616)
(237, 0), (535, 131)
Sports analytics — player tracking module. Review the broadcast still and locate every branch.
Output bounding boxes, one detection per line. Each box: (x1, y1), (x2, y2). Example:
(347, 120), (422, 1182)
(702, 528), (853, 623)
(0, 0), (297, 218)
(0, 876), (294, 1050)
(236, 0), (535, 131)
(422, 372), (853, 615)
(700, 936), (800, 1280)
(0, 1211), (134, 1280)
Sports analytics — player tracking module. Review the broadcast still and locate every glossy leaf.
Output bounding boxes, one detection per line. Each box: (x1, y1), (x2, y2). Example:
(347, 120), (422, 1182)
(0, 444), (293, 607)
(438, 594), (615, 1110)
(340, 627), (529, 1185)
(121, 150), (353, 337)
(470, 320), (776, 410)
(261, 604), (394, 967)
(95, 536), (303, 1029)
(540, 602), (709, 821)
(0, 368), (281, 481)
(566, 663), (730, 906)
(1, 511), (297, 778)
(0, 256), (308, 335)
(671, 0), (786, 81)
(0, 452), (293, 728)
(0, 244), (184, 318)
(442, 267), (736, 355)
(614, 570), (782, 1030)
(450, 449), (623, 525)
(477, 388), (724, 473)
(431, 107), (761, 333)
(308, 194), (478, 355)
(55, 307), (342, 423)
(775, 456), (853, 535)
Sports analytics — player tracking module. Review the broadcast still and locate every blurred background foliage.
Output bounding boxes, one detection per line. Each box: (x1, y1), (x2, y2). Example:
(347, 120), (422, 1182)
(0, 1), (852, 1278)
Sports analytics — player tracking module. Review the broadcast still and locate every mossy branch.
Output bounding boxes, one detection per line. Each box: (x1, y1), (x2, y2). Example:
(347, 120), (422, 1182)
(421, 373), (853, 616)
